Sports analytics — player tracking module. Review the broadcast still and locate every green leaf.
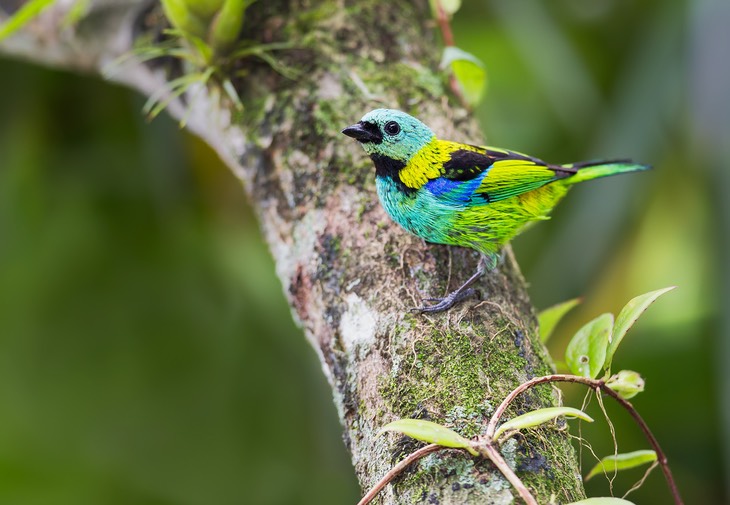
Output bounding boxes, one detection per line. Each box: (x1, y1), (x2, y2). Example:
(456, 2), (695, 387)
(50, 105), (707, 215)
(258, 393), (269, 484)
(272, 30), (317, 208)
(186, 34), (214, 64)
(0, 0), (55, 41)
(493, 407), (593, 441)
(605, 370), (645, 400)
(567, 499), (636, 505)
(142, 68), (213, 120)
(440, 47), (487, 107)
(222, 79), (244, 111)
(210, 0), (248, 54)
(184, 0), (225, 19)
(604, 287), (675, 372)
(565, 313), (613, 378)
(246, 47), (300, 80)
(538, 298), (582, 343)
(161, 0), (208, 39)
(62, 0), (91, 28)
(585, 450), (658, 481)
(379, 419), (478, 456)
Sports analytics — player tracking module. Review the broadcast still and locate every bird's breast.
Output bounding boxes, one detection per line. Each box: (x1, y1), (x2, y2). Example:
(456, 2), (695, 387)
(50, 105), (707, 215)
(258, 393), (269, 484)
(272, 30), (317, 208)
(375, 176), (449, 243)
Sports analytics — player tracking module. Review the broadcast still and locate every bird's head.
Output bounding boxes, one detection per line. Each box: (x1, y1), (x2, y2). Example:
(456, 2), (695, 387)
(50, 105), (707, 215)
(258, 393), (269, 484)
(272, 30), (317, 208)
(342, 109), (435, 163)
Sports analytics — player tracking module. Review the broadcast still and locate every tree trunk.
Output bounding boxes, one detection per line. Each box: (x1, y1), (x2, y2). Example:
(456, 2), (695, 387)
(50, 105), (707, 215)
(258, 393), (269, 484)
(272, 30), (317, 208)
(1, 1), (585, 502)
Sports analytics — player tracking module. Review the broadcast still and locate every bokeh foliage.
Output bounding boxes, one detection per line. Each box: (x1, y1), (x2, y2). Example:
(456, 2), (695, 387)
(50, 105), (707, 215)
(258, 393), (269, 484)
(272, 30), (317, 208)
(1, 0), (728, 503)
(459, 1), (726, 503)
(0, 60), (358, 504)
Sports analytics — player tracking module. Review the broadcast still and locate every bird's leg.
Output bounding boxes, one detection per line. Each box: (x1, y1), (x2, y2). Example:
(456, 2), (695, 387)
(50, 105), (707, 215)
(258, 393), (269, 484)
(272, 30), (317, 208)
(415, 254), (490, 314)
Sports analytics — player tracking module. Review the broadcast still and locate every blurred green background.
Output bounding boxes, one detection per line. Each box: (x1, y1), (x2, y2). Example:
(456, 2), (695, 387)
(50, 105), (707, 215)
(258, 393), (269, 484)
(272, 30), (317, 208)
(0, 0), (728, 503)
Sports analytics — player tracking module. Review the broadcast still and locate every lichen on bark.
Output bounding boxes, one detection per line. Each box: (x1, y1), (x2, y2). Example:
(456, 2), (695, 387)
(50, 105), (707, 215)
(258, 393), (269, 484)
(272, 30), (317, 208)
(1, 0), (587, 502)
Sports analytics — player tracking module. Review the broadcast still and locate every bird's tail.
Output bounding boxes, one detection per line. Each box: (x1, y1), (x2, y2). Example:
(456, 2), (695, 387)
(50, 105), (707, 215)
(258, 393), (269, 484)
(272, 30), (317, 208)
(561, 159), (651, 185)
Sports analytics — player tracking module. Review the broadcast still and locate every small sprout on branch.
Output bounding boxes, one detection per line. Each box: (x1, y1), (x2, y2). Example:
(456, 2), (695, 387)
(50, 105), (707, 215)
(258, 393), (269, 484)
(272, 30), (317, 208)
(605, 286), (676, 372)
(565, 313), (613, 379)
(538, 297), (582, 343)
(493, 406), (593, 442)
(567, 498), (637, 505)
(105, 0), (296, 121)
(161, 0), (252, 56)
(585, 450), (658, 481)
(379, 419), (478, 456)
(606, 370), (645, 400)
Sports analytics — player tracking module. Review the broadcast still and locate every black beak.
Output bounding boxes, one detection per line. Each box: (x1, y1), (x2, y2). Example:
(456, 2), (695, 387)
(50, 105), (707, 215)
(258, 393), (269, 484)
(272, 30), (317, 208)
(341, 121), (383, 144)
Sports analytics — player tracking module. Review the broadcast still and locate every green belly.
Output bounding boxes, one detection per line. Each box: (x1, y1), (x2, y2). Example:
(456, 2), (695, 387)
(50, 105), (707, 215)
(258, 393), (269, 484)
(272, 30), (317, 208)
(375, 176), (569, 258)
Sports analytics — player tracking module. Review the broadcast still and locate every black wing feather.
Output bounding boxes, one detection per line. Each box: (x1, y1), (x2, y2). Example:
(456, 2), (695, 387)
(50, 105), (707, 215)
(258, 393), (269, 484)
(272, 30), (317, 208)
(441, 149), (493, 181)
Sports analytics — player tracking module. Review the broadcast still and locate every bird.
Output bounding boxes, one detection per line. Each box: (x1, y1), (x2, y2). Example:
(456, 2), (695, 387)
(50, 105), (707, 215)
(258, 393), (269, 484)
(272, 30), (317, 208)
(342, 109), (650, 313)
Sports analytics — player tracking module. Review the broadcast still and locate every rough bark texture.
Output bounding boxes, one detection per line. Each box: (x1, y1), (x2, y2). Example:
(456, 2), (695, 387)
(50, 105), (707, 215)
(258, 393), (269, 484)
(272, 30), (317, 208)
(1, 1), (586, 502)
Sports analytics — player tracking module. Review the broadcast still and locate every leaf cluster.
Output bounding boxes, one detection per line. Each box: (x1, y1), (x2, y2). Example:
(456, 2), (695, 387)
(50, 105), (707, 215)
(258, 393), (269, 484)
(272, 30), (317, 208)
(542, 287), (675, 384)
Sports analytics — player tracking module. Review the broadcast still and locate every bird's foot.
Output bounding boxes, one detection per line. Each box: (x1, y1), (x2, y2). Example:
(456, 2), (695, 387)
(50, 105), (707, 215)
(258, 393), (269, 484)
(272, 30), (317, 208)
(413, 288), (479, 314)
(411, 253), (489, 314)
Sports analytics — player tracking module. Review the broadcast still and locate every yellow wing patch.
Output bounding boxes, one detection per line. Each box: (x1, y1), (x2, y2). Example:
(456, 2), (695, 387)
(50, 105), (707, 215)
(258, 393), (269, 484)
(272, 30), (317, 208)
(477, 159), (559, 202)
(399, 140), (483, 189)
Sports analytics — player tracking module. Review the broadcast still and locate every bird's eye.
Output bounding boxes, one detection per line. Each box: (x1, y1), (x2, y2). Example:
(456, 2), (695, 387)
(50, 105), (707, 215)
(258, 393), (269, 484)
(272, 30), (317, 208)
(384, 121), (401, 136)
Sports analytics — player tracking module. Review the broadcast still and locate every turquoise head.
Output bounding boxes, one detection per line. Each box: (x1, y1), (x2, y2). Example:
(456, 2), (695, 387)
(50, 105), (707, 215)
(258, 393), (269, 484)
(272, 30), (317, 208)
(342, 109), (435, 163)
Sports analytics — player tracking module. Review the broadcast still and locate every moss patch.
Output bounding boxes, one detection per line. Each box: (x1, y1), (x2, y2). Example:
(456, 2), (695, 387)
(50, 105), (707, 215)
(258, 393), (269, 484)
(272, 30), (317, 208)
(379, 310), (538, 439)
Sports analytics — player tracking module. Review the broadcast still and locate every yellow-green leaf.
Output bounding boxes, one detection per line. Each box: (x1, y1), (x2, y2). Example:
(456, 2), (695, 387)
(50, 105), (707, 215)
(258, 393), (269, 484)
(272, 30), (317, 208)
(565, 313), (613, 378)
(585, 450), (657, 481)
(493, 407), (593, 441)
(538, 298), (581, 343)
(567, 499), (636, 505)
(605, 287), (676, 372)
(379, 419), (477, 456)
(440, 47), (487, 107)
(0, 0), (54, 41)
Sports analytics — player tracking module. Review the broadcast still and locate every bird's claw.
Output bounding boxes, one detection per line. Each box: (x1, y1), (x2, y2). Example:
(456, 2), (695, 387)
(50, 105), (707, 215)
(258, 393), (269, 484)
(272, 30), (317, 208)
(422, 296), (444, 303)
(413, 288), (478, 314)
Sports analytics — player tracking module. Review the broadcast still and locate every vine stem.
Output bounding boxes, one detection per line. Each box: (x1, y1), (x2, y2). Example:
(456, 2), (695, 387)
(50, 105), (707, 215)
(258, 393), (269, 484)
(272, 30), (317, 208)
(433, 0), (469, 109)
(486, 374), (684, 505)
(433, 0), (455, 46)
(356, 444), (444, 505)
(477, 441), (539, 505)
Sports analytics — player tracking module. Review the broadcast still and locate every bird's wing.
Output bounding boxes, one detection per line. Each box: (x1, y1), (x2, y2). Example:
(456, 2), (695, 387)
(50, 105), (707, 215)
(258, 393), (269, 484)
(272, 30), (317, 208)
(432, 145), (575, 204)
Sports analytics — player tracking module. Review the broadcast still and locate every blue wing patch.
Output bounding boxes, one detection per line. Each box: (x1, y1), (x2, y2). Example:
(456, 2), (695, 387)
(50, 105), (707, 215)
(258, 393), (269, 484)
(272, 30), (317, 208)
(424, 171), (489, 205)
